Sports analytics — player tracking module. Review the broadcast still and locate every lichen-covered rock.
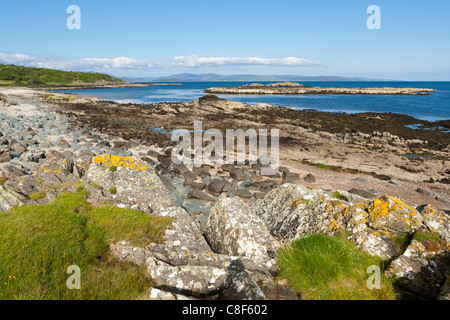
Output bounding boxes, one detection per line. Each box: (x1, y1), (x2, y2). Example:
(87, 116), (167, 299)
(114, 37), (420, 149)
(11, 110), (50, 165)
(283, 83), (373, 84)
(86, 154), (175, 213)
(419, 204), (450, 243)
(37, 157), (75, 185)
(385, 240), (450, 299)
(146, 257), (266, 300)
(349, 228), (400, 260)
(205, 197), (279, 271)
(254, 184), (350, 241)
(110, 241), (146, 266)
(366, 196), (423, 235)
(0, 165), (27, 179)
(0, 185), (26, 211)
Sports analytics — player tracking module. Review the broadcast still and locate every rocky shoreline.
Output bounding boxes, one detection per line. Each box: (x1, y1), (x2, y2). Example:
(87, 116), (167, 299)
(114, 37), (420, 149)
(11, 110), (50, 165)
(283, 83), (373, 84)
(0, 86), (449, 300)
(204, 82), (436, 95)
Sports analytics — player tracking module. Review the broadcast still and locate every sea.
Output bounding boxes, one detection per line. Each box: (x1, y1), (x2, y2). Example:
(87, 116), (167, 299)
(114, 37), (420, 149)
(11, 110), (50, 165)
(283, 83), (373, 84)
(55, 81), (450, 122)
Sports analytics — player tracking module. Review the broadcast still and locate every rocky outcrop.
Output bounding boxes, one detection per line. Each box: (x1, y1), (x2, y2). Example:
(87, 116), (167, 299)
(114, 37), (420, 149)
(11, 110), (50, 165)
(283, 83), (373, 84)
(385, 240), (449, 299)
(205, 83), (436, 95)
(205, 198), (279, 273)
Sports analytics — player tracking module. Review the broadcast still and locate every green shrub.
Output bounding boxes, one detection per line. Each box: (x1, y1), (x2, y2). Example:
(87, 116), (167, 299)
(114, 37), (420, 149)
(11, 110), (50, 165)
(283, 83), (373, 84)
(109, 186), (117, 195)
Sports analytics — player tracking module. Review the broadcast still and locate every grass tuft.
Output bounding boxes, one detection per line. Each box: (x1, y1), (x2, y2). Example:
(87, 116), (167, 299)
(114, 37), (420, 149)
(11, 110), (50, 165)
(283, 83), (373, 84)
(28, 190), (47, 201)
(276, 233), (396, 300)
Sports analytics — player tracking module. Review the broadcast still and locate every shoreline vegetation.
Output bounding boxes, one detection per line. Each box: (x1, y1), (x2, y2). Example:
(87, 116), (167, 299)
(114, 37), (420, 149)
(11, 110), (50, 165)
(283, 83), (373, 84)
(0, 64), (179, 89)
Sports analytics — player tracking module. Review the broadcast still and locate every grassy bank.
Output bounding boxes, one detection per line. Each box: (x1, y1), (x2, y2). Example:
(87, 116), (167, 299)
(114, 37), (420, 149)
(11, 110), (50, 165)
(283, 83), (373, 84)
(276, 233), (396, 300)
(0, 188), (173, 300)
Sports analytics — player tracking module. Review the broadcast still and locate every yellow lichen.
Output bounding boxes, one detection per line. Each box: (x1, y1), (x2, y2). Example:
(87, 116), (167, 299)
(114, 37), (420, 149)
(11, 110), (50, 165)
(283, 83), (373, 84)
(94, 154), (148, 172)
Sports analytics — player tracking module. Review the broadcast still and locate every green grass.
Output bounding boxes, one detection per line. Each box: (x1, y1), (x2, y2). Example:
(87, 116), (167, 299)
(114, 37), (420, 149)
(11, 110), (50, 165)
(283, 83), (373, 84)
(277, 234), (396, 300)
(413, 231), (442, 243)
(0, 189), (173, 300)
(28, 190), (47, 201)
(332, 191), (349, 202)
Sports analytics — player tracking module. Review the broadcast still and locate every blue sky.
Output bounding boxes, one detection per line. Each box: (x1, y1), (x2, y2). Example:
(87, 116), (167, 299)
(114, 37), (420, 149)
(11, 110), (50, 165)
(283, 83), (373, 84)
(0, 0), (449, 80)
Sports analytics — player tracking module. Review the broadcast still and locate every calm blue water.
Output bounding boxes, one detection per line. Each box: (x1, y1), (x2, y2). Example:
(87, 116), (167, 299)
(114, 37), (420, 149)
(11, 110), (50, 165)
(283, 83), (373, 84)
(56, 81), (450, 122)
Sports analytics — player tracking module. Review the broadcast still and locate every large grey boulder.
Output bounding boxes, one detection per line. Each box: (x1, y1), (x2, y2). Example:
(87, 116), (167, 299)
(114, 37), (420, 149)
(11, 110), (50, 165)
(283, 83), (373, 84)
(205, 197), (279, 273)
(85, 154), (175, 213)
(254, 184), (347, 241)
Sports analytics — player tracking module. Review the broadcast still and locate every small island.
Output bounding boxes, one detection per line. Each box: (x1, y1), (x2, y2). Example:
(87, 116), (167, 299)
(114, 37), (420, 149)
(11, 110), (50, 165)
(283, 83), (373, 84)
(204, 81), (436, 95)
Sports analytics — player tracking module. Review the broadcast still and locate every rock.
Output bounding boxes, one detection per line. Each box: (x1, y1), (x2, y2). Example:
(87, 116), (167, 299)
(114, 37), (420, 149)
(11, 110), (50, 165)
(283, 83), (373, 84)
(192, 166), (211, 178)
(182, 169), (197, 181)
(187, 189), (216, 202)
(438, 279), (450, 300)
(183, 200), (204, 216)
(183, 180), (206, 191)
(254, 184), (345, 241)
(385, 240), (449, 299)
(208, 179), (226, 194)
(147, 150), (160, 158)
(86, 154), (175, 213)
(349, 229), (400, 260)
(0, 186), (26, 212)
(252, 180), (277, 193)
(348, 188), (377, 199)
(146, 259), (265, 300)
(253, 192), (268, 199)
(303, 173), (316, 183)
(205, 197), (279, 271)
(282, 172), (299, 184)
(229, 168), (249, 181)
(24, 151), (46, 163)
(416, 188), (432, 196)
(61, 150), (73, 159)
(148, 288), (193, 300)
(222, 180), (233, 193)
(0, 150), (10, 163)
(365, 196), (423, 235)
(419, 204), (450, 242)
(0, 165), (27, 179)
(58, 139), (70, 148)
(235, 188), (252, 199)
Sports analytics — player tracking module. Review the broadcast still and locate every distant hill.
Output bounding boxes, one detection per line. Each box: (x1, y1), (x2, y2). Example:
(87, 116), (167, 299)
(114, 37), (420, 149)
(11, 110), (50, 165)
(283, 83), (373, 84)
(122, 73), (387, 82)
(0, 64), (125, 86)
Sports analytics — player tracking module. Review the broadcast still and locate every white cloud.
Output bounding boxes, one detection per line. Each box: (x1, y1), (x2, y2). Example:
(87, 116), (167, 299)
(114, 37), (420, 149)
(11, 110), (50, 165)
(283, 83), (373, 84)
(0, 52), (323, 71)
(0, 52), (162, 70)
(173, 55), (323, 67)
